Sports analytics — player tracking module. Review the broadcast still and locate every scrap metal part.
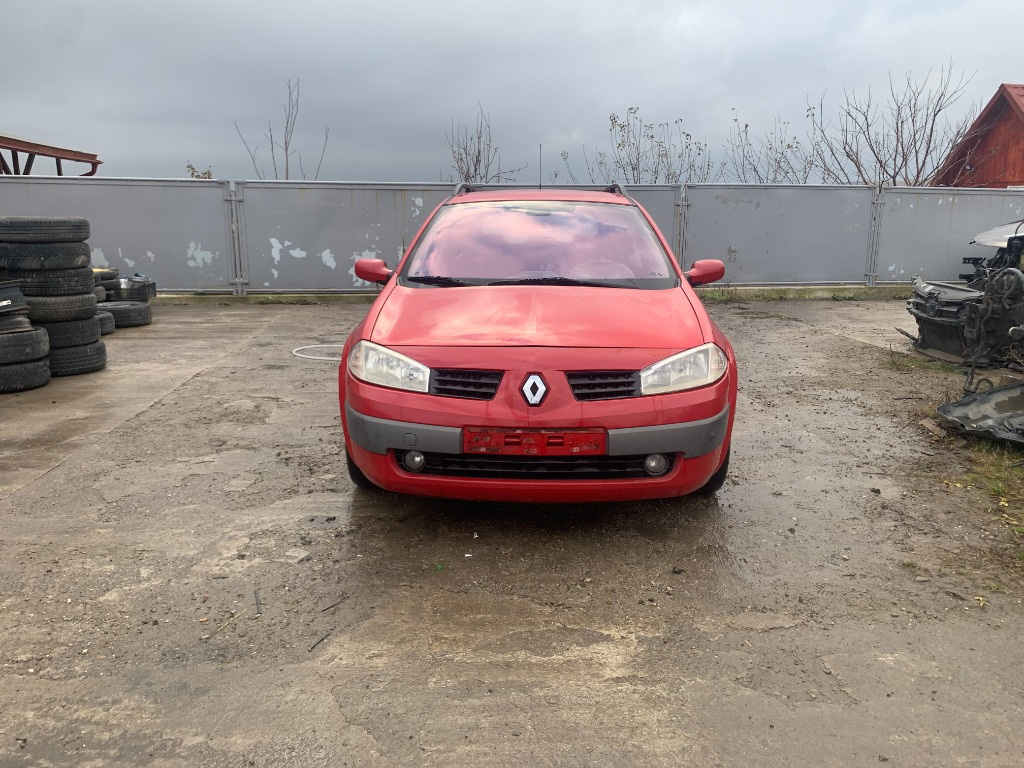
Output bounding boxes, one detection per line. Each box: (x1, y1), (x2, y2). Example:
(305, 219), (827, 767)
(937, 383), (1024, 446)
(906, 221), (1024, 368)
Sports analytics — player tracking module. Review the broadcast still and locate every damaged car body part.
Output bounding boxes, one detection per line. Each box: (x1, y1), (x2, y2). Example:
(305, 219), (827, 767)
(338, 184), (737, 502)
(937, 383), (1024, 447)
(907, 220), (1024, 368)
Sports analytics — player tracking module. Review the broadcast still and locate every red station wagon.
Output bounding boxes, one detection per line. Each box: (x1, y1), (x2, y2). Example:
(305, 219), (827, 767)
(339, 184), (736, 502)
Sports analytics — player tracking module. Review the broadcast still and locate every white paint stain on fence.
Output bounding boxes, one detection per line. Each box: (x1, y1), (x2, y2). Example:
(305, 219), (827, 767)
(187, 241), (216, 267)
(411, 196), (423, 216)
(289, 247), (307, 259)
(269, 238), (290, 264)
(91, 248), (109, 267)
(349, 249), (378, 288)
(146, 251), (156, 262)
(321, 249), (337, 269)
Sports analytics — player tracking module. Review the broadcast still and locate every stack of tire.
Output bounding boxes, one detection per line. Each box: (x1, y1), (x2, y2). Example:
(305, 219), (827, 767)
(0, 216), (107, 380)
(91, 268), (118, 335)
(0, 280), (50, 393)
(91, 268), (153, 329)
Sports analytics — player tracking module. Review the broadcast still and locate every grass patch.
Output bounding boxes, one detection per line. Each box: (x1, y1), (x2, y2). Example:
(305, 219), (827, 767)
(964, 441), (1024, 512)
(697, 285), (914, 303)
(885, 346), (963, 375)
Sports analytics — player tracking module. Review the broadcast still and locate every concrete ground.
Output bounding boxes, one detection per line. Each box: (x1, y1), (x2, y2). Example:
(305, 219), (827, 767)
(1, 299), (1021, 767)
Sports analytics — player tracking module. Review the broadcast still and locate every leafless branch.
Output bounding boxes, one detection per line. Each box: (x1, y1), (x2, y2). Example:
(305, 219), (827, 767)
(445, 104), (524, 183)
(237, 78), (330, 180)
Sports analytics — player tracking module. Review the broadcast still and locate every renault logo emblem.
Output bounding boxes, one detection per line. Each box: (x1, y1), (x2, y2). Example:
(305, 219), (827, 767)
(521, 373), (548, 406)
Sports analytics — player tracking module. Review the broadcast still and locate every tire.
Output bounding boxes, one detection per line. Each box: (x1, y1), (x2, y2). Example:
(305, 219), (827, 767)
(695, 447), (730, 495)
(0, 216), (90, 243)
(346, 450), (377, 490)
(0, 358), (50, 393)
(0, 313), (32, 334)
(100, 300), (151, 328)
(92, 267), (118, 283)
(35, 316), (101, 349)
(96, 310), (115, 335)
(0, 281), (29, 313)
(0, 242), (90, 270)
(0, 327), (49, 364)
(48, 340), (107, 376)
(93, 286), (107, 301)
(2, 267), (96, 296)
(25, 293), (97, 322)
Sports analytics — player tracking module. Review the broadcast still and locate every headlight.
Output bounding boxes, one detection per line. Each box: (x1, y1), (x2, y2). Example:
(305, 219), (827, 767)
(348, 341), (429, 392)
(640, 343), (728, 395)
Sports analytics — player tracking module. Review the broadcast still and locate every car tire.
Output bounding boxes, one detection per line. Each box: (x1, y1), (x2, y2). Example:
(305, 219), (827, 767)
(48, 340), (107, 376)
(0, 216), (90, 243)
(0, 242), (91, 271)
(345, 449), (378, 490)
(35, 316), (102, 349)
(2, 267), (97, 296)
(695, 447), (730, 495)
(25, 293), (98, 322)
(92, 267), (118, 283)
(0, 314), (33, 334)
(0, 358), (51, 393)
(96, 310), (115, 335)
(100, 301), (151, 327)
(0, 327), (49, 364)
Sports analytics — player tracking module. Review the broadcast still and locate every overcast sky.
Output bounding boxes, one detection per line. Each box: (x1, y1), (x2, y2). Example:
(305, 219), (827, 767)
(2, 0), (1018, 183)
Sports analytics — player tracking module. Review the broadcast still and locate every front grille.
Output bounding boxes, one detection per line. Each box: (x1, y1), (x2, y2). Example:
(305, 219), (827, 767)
(395, 451), (675, 480)
(430, 369), (503, 400)
(566, 370), (641, 401)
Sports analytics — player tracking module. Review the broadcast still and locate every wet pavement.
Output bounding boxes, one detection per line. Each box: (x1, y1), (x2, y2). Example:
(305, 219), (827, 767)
(0, 299), (1021, 767)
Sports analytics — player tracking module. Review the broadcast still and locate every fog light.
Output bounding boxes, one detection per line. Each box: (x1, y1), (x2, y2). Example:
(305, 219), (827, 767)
(643, 454), (669, 476)
(402, 450), (426, 472)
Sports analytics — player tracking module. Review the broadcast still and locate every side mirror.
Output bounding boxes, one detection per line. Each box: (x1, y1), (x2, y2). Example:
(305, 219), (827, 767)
(685, 259), (725, 287)
(355, 258), (392, 285)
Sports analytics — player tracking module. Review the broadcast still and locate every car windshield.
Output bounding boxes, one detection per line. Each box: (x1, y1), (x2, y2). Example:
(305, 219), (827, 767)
(401, 200), (679, 289)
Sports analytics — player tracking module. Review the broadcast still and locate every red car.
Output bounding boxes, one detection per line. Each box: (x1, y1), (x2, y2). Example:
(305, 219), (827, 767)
(339, 184), (736, 502)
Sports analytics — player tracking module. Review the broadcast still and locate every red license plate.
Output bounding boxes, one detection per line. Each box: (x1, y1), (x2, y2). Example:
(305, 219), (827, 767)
(463, 427), (607, 456)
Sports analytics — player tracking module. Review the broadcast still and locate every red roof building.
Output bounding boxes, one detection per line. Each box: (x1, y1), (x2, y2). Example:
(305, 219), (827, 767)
(932, 83), (1024, 188)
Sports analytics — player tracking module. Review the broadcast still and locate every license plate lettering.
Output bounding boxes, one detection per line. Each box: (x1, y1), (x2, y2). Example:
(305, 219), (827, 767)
(464, 427), (606, 456)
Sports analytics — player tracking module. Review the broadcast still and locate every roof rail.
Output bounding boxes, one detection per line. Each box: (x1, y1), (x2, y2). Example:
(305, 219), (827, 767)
(452, 182), (479, 196)
(602, 182), (628, 196)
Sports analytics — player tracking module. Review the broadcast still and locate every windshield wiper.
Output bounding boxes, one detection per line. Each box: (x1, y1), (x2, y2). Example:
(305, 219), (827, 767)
(486, 276), (633, 288)
(404, 275), (472, 287)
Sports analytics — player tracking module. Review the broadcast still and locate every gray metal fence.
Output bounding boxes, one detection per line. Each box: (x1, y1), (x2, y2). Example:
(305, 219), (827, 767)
(2, 176), (1023, 292)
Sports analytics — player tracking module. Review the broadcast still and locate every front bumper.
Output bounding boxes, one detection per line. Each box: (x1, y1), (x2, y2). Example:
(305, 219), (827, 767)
(346, 402), (730, 458)
(343, 399), (731, 502)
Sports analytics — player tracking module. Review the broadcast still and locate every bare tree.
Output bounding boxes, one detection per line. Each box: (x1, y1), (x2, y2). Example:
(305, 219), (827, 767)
(445, 105), (523, 183)
(236, 79), (329, 180)
(723, 110), (816, 184)
(560, 107), (720, 185)
(809, 64), (977, 186)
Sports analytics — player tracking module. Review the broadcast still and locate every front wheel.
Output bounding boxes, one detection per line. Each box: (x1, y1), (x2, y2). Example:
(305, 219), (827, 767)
(695, 447), (730, 495)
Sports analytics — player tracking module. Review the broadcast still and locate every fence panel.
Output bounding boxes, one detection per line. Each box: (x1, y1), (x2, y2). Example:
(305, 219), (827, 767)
(236, 182), (451, 292)
(681, 185), (876, 284)
(4, 177), (1024, 292)
(0, 177), (235, 291)
(874, 188), (1024, 282)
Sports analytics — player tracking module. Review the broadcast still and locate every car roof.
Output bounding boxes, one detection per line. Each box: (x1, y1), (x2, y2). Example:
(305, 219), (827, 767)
(445, 187), (635, 206)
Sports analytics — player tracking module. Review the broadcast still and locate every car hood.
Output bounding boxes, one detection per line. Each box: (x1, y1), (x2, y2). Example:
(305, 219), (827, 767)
(370, 285), (705, 348)
(971, 219), (1024, 248)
